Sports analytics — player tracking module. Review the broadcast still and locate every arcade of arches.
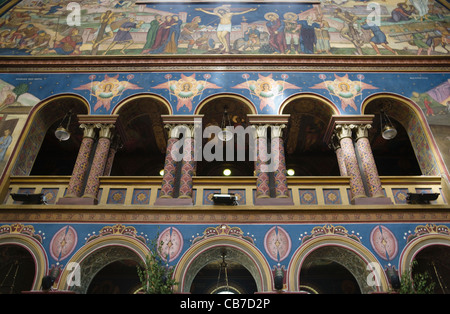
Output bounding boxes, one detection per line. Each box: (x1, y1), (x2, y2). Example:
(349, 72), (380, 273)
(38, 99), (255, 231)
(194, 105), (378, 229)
(25, 94), (423, 180)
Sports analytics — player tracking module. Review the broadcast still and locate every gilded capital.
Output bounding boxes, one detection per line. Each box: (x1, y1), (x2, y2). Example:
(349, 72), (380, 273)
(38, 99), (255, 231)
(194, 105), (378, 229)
(96, 123), (115, 139)
(355, 124), (372, 141)
(335, 124), (355, 140)
(80, 123), (97, 139)
(270, 124), (286, 138)
(252, 125), (269, 138)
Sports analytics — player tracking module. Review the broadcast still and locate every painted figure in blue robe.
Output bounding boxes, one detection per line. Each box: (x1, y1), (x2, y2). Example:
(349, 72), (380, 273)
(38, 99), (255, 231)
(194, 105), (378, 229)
(361, 22), (398, 55)
(298, 16), (320, 54)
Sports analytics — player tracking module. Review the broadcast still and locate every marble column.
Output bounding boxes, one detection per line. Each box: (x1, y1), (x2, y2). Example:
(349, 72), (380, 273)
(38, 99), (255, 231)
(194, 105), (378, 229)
(254, 125), (271, 199)
(63, 124), (96, 198)
(271, 125), (289, 198)
(331, 133), (348, 176)
(178, 127), (196, 199)
(335, 124), (367, 202)
(103, 136), (119, 176)
(355, 124), (385, 198)
(159, 125), (180, 199)
(82, 123), (115, 202)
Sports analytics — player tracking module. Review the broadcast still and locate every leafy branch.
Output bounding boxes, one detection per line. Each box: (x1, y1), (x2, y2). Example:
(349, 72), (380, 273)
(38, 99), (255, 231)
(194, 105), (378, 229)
(137, 234), (178, 294)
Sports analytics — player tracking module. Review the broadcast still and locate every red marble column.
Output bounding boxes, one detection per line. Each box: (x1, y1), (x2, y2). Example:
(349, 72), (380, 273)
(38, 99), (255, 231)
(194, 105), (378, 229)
(64, 124), (96, 198)
(254, 125), (270, 199)
(178, 135), (195, 199)
(82, 124), (114, 202)
(331, 134), (348, 176)
(103, 139), (118, 176)
(271, 125), (289, 198)
(335, 124), (367, 202)
(355, 124), (384, 198)
(159, 135), (179, 199)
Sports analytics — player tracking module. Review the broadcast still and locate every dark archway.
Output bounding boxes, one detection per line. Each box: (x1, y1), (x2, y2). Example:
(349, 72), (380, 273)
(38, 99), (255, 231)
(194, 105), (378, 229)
(363, 98), (422, 176)
(196, 95), (256, 177)
(87, 259), (141, 294)
(281, 95), (340, 176)
(189, 247), (258, 294)
(13, 94), (89, 176)
(412, 245), (450, 294)
(111, 95), (170, 176)
(0, 244), (36, 294)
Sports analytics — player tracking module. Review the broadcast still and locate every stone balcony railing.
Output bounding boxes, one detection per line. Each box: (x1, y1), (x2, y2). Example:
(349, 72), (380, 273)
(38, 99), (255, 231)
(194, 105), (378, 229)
(4, 175), (447, 206)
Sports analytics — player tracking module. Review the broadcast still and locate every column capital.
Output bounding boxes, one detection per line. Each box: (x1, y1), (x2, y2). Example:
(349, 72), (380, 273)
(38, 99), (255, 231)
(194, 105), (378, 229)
(324, 114), (374, 144)
(252, 124), (269, 138)
(334, 124), (356, 140)
(270, 124), (286, 138)
(79, 123), (97, 139)
(162, 115), (203, 139)
(95, 123), (115, 139)
(355, 124), (372, 141)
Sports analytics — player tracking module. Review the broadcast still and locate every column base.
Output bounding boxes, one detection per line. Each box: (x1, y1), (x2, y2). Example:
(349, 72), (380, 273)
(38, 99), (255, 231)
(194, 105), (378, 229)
(254, 197), (294, 206)
(56, 197), (98, 205)
(352, 197), (393, 205)
(154, 197), (193, 206)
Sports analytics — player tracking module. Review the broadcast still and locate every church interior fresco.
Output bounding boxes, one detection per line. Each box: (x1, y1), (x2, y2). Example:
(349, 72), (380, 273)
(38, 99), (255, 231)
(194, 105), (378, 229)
(0, 0), (448, 57)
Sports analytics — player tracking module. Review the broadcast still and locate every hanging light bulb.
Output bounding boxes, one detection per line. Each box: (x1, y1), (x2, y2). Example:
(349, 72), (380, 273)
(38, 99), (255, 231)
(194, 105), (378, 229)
(54, 110), (72, 141)
(380, 109), (397, 140)
(218, 106), (233, 142)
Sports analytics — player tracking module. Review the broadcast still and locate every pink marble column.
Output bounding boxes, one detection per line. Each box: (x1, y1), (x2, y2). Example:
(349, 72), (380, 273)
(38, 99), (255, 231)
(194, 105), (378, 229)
(82, 124), (114, 202)
(335, 124), (367, 201)
(355, 124), (384, 198)
(159, 136), (179, 199)
(103, 139), (118, 176)
(64, 124), (96, 198)
(254, 125), (270, 199)
(331, 134), (348, 176)
(178, 135), (195, 199)
(271, 125), (289, 198)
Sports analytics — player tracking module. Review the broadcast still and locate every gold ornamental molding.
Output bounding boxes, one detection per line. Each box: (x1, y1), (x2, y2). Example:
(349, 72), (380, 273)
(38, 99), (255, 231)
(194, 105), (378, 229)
(0, 55), (449, 73)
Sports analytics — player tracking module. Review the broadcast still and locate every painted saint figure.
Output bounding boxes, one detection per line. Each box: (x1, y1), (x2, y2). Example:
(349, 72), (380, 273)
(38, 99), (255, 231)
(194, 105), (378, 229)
(195, 5), (257, 53)
(265, 12), (286, 54)
(103, 17), (144, 55)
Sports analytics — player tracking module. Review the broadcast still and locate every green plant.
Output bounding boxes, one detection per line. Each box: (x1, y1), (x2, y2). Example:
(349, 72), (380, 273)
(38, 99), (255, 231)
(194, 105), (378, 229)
(137, 235), (178, 294)
(398, 261), (436, 294)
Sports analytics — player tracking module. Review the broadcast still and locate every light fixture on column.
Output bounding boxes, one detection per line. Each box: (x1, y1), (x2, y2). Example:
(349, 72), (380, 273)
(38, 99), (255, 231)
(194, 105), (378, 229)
(218, 106), (233, 142)
(287, 169), (295, 176)
(54, 110), (73, 141)
(380, 109), (397, 140)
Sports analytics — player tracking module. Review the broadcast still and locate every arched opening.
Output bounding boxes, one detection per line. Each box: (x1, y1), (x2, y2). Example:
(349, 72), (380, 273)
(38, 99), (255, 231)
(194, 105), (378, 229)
(196, 95), (256, 177)
(189, 247), (258, 294)
(110, 95), (170, 176)
(87, 259), (141, 294)
(299, 247), (361, 294)
(412, 245), (450, 294)
(12, 95), (89, 176)
(0, 244), (36, 294)
(363, 96), (422, 176)
(281, 94), (340, 176)
(174, 235), (273, 293)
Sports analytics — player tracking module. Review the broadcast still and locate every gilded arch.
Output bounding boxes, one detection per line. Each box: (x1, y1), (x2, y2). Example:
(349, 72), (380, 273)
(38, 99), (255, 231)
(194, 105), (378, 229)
(279, 92), (341, 116)
(173, 235), (273, 293)
(111, 93), (173, 115)
(194, 93), (257, 115)
(287, 235), (390, 294)
(361, 93), (448, 179)
(57, 235), (149, 293)
(399, 233), (450, 276)
(0, 234), (48, 291)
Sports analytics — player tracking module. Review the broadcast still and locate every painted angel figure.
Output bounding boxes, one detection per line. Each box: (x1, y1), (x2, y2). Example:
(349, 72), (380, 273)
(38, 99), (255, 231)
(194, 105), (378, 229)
(310, 74), (378, 112)
(152, 74), (221, 112)
(74, 74), (142, 112)
(232, 74), (301, 111)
